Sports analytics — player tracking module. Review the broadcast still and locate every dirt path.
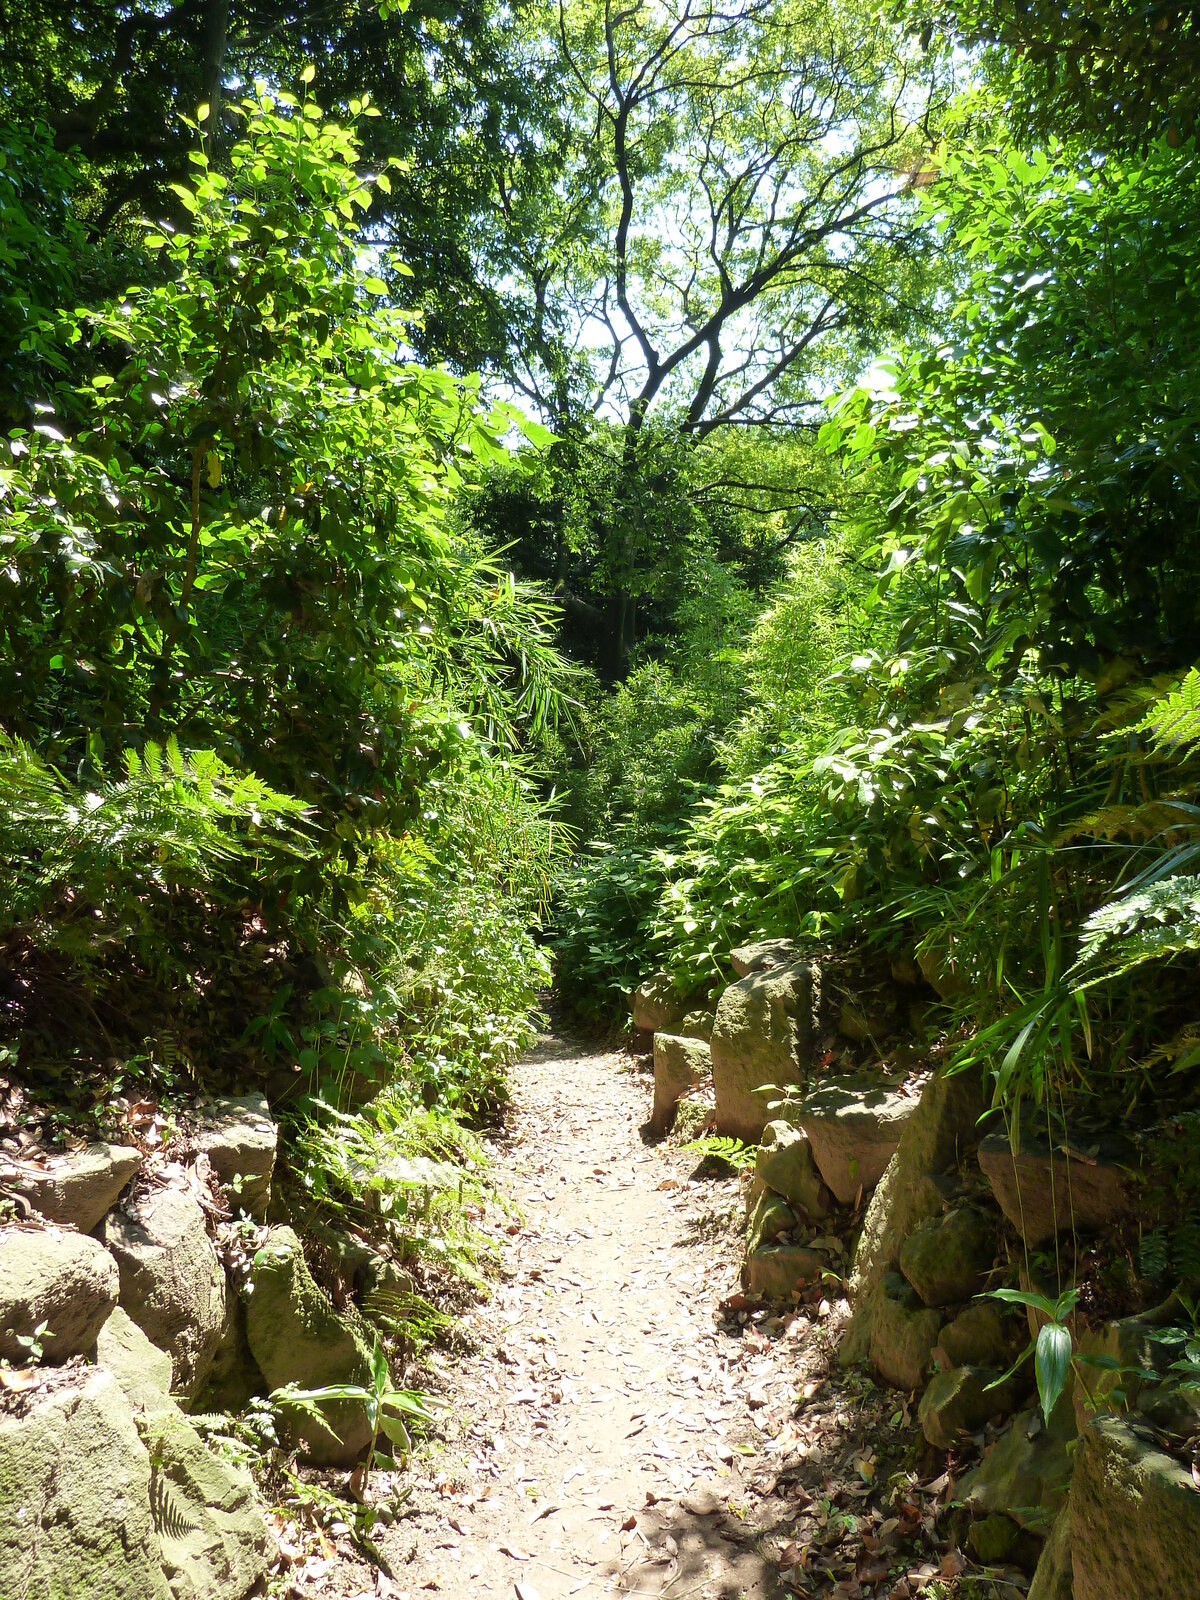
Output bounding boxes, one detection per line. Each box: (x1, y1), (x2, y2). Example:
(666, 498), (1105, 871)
(317, 1036), (945, 1600)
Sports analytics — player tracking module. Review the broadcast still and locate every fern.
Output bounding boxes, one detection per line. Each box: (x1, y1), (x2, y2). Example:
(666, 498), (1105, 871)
(681, 1133), (756, 1172)
(0, 733), (309, 937)
(1139, 1228), (1169, 1281)
(0, 734), (308, 909)
(1074, 874), (1200, 986)
(1140, 667), (1200, 756)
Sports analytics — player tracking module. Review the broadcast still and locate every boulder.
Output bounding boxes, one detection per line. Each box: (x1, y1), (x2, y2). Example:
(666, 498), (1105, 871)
(1027, 1508), (1073, 1600)
(1070, 1414), (1200, 1600)
(978, 1130), (1133, 1246)
(796, 1072), (918, 1204)
(838, 999), (894, 1045)
(960, 1400), (1077, 1533)
(0, 1224), (118, 1362)
(916, 931), (969, 999)
(937, 1300), (1024, 1370)
(194, 1295), (264, 1415)
(711, 961), (816, 1142)
(244, 1226), (372, 1465)
(1071, 1300), (1179, 1430)
(649, 1033), (711, 1135)
(679, 1010), (716, 1043)
(753, 1121), (829, 1219)
(745, 1190), (800, 1254)
(632, 975), (687, 1035)
(866, 1273), (943, 1391)
(730, 939), (798, 978)
(919, 1364), (1022, 1449)
(839, 1168), (949, 1369)
(96, 1306), (175, 1410)
(1, 1141), (141, 1232)
(192, 1093), (277, 1219)
(0, 1368), (173, 1600)
(742, 1243), (825, 1300)
(890, 952), (922, 987)
(96, 1310), (271, 1598)
(847, 1066), (988, 1309)
(1137, 1377), (1200, 1438)
(899, 1206), (997, 1308)
(105, 1185), (228, 1397)
(849, 1169), (950, 1309)
(140, 1406), (271, 1600)
(969, 1513), (1025, 1566)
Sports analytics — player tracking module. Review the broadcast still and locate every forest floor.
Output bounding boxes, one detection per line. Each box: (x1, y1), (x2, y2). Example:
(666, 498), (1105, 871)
(300, 1036), (985, 1600)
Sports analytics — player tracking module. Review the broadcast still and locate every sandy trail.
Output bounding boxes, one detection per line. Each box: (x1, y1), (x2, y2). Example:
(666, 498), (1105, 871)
(362, 1034), (884, 1600)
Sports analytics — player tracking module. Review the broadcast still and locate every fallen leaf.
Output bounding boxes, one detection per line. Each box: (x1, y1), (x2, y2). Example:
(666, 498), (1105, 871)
(939, 1548), (965, 1579)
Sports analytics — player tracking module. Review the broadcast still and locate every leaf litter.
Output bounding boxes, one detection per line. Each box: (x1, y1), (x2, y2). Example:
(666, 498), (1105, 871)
(298, 1037), (1024, 1600)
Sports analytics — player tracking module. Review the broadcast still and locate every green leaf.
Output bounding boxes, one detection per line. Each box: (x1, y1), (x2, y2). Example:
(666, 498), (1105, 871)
(1034, 1322), (1072, 1425)
(370, 1335), (389, 1396)
(378, 1412), (412, 1451)
(167, 182), (198, 215)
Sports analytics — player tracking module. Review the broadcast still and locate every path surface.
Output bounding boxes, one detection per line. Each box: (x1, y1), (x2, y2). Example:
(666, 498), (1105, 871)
(319, 1036), (933, 1600)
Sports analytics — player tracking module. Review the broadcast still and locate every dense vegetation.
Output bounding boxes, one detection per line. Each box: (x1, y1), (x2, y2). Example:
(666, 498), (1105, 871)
(4, 0), (1200, 1444)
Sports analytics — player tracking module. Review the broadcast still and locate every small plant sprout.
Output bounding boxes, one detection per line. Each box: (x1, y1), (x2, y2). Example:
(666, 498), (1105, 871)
(272, 1334), (439, 1493)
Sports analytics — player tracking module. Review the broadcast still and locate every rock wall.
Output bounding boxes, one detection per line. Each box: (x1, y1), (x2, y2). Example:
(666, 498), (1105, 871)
(637, 937), (1199, 1598)
(0, 1089), (385, 1598)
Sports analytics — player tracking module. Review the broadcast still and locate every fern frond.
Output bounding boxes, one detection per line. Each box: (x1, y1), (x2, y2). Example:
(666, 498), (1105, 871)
(681, 1133), (756, 1171)
(1057, 800), (1199, 846)
(1141, 667), (1200, 756)
(1074, 874), (1200, 986)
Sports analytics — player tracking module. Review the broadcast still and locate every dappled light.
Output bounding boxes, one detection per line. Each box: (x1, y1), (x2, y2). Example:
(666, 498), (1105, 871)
(2, 3), (1200, 1598)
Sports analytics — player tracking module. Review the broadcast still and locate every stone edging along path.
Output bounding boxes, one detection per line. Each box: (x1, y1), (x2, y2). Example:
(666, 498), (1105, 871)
(321, 1037), (971, 1600)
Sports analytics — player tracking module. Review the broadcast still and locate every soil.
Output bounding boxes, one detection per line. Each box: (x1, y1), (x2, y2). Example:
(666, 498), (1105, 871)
(283, 1036), (1011, 1600)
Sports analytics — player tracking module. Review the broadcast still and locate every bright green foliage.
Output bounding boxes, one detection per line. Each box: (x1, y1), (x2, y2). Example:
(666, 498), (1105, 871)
(5, 0), (573, 374)
(292, 1092), (494, 1280)
(554, 530), (863, 1007)
(1143, 668), (1200, 755)
(826, 140), (1200, 681)
(559, 88), (1200, 1141)
(0, 123), (92, 417)
(3, 89), (557, 845)
(0, 88), (566, 1114)
(989, 1286), (1080, 1425)
(0, 732), (305, 959)
(919, 0), (1200, 145)
(273, 1331), (438, 1480)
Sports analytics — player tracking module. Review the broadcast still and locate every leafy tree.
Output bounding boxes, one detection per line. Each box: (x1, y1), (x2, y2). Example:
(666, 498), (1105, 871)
(912, 0), (1200, 145)
(827, 136), (1200, 682)
(1, 0), (569, 370)
(475, 0), (951, 674)
(0, 83), (567, 1082)
(3, 86), (558, 852)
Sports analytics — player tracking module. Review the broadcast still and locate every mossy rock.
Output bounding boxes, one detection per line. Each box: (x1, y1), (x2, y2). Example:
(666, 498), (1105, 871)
(745, 1189), (800, 1254)
(918, 1363), (1022, 1449)
(937, 1299), (1023, 1369)
(244, 1226), (372, 1466)
(866, 1272), (943, 1392)
(1071, 1414), (1200, 1600)
(754, 1121), (829, 1219)
(899, 1206), (997, 1308)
